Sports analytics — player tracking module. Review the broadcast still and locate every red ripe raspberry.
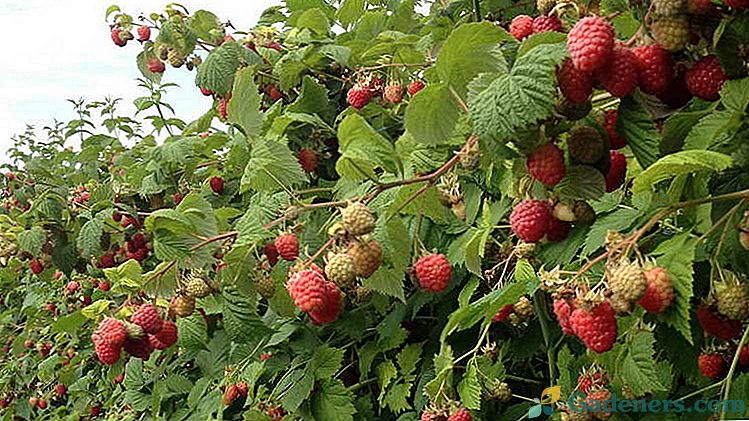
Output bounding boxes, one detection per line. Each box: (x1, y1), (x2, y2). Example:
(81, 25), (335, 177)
(493, 304), (515, 322)
(55, 384), (66, 396)
(218, 98), (229, 120)
(37, 399), (47, 410)
(113, 373), (125, 384)
(633, 44), (673, 95)
(557, 59), (593, 104)
(137, 26), (151, 42)
(124, 336), (154, 360)
(567, 17), (615, 72)
(605, 151), (627, 192)
(133, 233), (147, 249)
(698, 353), (726, 379)
(30, 259), (43, 275)
(577, 371), (606, 394)
(569, 301), (617, 353)
(67, 281), (80, 293)
(638, 267), (674, 313)
(223, 385), (240, 405)
(526, 143), (566, 186)
(415, 253), (452, 292)
(739, 345), (749, 367)
(553, 298), (576, 335)
(725, 0), (749, 8)
(686, 55), (727, 101)
(696, 305), (742, 341)
(309, 281), (342, 324)
(384, 84), (404, 104)
(510, 15), (534, 40)
(448, 408), (472, 421)
(99, 280), (111, 291)
(275, 233), (299, 261)
(532, 16), (563, 33)
(174, 192), (184, 204)
(347, 84), (373, 109)
(368, 76), (385, 94)
(268, 85), (283, 102)
(510, 200), (551, 243)
(111, 28), (127, 47)
(264, 242), (279, 265)
(95, 317), (127, 347)
(153, 320), (178, 349)
(603, 110), (626, 150)
(594, 46), (639, 98)
(93, 334), (121, 365)
(200, 87), (213, 96)
(408, 80), (425, 95)
(90, 406), (102, 416)
(131, 303), (164, 334)
(287, 269), (327, 312)
(422, 412), (445, 421)
(210, 176), (224, 194)
(298, 148), (318, 173)
(147, 58), (165, 73)
(546, 217), (572, 242)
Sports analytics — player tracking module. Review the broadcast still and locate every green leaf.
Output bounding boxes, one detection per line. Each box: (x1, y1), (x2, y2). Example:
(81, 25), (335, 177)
(582, 208), (643, 256)
(683, 110), (741, 150)
(196, 41), (262, 96)
(81, 300), (114, 319)
(287, 76), (332, 119)
(556, 165), (606, 200)
(469, 43), (567, 139)
(618, 331), (667, 396)
(311, 380), (356, 421)
(728, 374), (749, 417)
(660, 109), (713, 154)
(616, 97), (660, 169)
(188, 10), (223, 43)
(721, 77), (749, 113)
(377, 360), (398, 402)
(457, 363), (482, 410)
(383, 382), (412, 413)
(337, 114), (400, 181)
(404, 83), (461, 145)
(364, 266), (406, 302)
(241, 138), (307, 193)
(397, 343), (423, 377)
(278, 369), (314, 412)
(441, 282), (526, 341)
(296, 8), (330, 35)
(311, 346), (345, 379)
(17, 226), (46, 255)
(435, 22), (511, 97)
(222, 282), (271, 345)
(652, 233), (697, 343)
(177, 314), (208, 350)
(337, 0), (364, 27)
(228, 67), (263, 136)
(633, 150), (733, 194)
(517, 31), (567, 57)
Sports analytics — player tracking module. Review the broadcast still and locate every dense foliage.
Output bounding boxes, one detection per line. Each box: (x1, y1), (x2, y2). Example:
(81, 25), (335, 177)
(1, 0), (749, 420)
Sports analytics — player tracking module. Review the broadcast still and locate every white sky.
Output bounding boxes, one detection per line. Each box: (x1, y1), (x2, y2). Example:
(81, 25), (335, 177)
(0, 0), (280, 163)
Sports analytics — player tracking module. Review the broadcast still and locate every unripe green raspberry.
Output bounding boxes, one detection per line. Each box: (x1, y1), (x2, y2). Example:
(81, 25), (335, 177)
(184, 273), (212, 298)
(168, 49), (186, 68)
(254, 277), (276, 299)
(651, 0), (685, 16)
(341, 203), (376, 236)
(606, 259), (647, 304)
(650, 17), (689, 51)
(325, 252), (357, 287)
(715, 280), (749, 320)
(537, 0), (558, 14)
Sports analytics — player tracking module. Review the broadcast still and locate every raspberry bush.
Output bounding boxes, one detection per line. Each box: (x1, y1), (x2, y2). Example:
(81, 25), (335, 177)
(1, 0), (749, 420)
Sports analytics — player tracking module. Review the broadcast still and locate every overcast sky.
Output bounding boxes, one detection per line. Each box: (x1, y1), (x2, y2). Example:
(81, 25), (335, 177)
(0, 1), (280, 163)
